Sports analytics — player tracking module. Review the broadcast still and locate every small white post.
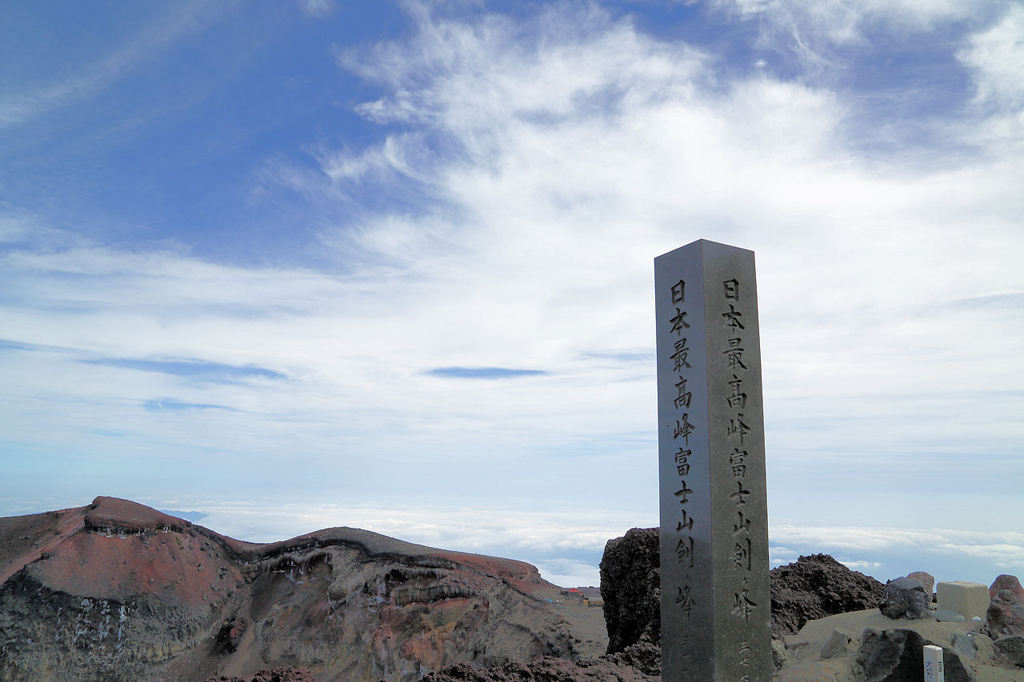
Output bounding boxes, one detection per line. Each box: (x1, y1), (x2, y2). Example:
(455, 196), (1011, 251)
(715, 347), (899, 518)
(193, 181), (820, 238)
(923, 644), (944, 682)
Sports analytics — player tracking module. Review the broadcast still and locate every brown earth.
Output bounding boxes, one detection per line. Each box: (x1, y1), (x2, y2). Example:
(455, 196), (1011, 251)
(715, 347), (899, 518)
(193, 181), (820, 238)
(0, 497), (605, 681)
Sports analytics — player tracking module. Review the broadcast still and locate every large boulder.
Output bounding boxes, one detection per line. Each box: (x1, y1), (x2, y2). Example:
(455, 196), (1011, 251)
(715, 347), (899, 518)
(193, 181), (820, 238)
(599, 527), (660, 654)
(856, 629), (971, 682)
(937, 581), (989, 620)
(993, 634), (1024, 668)
(906, 571), (935, 599)
(988, 574), (1024, 637)
(880, 576), (931, 620)
(857, 629), (926, 681)
(770, 554), (886, 638)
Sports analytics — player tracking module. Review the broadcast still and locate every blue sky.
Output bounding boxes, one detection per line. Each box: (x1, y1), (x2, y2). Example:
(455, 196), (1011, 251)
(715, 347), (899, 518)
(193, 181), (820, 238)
(2, 0), (1023, 589)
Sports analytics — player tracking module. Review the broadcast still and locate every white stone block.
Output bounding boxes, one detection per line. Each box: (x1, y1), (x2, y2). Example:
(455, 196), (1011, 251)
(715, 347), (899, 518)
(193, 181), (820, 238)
(936, 581), (989, 620)
(923, 644), (944, 682)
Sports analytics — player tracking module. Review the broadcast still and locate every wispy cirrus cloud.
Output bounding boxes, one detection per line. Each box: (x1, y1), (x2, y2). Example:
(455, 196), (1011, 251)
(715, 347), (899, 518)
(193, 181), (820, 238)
(4, 2), (1021, 490)
(1, 1), (1022, 587)
(712, 0), (989, 45)
(298, 0), (333, 18)
(0, 0), (228, 129)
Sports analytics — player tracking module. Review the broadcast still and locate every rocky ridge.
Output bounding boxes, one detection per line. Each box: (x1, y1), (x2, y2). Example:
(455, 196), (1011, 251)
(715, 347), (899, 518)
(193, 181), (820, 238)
(0, 497), (602, 681)
(770, 553), (887, 637)
(5, 506), (1024, 681)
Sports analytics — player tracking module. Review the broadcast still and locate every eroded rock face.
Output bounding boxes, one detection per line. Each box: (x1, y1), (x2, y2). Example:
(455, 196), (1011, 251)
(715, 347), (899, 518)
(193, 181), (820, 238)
(770, 553), (886, 638)
(0, 497), (593, 682)
(988, 574), (1024, 637)
(598, 527), (659, 654)
(603, 636), (661, 677)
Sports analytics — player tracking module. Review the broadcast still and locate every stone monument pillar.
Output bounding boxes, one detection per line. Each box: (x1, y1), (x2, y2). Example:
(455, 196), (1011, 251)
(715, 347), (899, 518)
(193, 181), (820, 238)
(654, 239), (771, 681)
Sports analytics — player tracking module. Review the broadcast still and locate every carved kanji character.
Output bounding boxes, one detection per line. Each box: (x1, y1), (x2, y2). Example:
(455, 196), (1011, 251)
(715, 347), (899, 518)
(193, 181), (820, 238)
(722, 303), (745, 329)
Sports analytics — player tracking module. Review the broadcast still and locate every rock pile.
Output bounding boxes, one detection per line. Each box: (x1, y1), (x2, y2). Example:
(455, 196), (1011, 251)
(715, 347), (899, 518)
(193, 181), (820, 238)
(770, 553), (886, 637)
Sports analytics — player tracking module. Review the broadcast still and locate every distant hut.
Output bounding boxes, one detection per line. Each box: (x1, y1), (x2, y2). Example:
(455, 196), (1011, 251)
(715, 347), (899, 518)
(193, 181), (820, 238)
(560, 588), (584, 602)
(579, 586), (603, 607)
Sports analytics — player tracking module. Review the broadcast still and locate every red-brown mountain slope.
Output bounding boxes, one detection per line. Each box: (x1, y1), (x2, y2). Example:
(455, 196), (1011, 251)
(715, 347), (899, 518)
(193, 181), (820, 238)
(0, 497), (605, 681)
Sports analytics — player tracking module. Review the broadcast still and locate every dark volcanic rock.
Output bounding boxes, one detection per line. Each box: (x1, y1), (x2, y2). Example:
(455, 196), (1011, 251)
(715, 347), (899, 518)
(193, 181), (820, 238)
(770, 553), (886, 638)
(880, 576), (931, 620)
(207, 668), (318, 682)
(857, 628), (925, 682)
(214, 615), (249, 654)
(597, 531), (885, 647)
(994, 634), (1024, 667)
(599, 527), (659, 654)
(856, 629), (971, 682)
(420, 655), (656, 681)
(603, 636), (661, 677)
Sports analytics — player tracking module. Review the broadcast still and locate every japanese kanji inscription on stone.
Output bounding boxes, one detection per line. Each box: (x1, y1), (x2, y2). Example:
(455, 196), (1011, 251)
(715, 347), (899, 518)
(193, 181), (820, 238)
(654, 240), (770, 681)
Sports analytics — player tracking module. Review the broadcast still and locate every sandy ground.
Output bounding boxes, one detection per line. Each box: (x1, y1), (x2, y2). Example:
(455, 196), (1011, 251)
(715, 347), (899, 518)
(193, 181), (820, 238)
(555, 598), (610, 659)
(778, 608), (1021, 681)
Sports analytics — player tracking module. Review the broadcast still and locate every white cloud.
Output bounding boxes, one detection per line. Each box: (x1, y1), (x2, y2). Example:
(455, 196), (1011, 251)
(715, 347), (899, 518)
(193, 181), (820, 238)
(714, 0), (981, 43)
(838, 559), (883, 572)
(6, 3), (1024, 479)
(316, 136), (424, 184)
(137, 497), (650, 588)
(299, 0), (332, 18)
(708, 0), (1007, 81)
(773, 525), (1024, 572)
(2, 2), (1023, 588)
(534, 559), (604, 588)
(958, 3), (1024, 152)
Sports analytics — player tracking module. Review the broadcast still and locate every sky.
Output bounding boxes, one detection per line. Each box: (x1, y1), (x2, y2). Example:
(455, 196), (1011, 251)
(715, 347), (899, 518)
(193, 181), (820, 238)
(1, 0), (1023, 590)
